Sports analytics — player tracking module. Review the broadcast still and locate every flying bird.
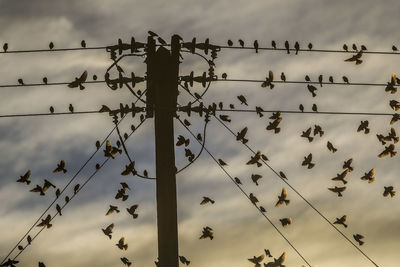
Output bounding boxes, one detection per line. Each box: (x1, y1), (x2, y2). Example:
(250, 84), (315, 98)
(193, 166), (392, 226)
(179, 256), (190, 265)
(115, 188), (129, 201)
(301, 127), (313, 142)
(302, 153), (315, 169)
(343, 158), (354, 172)
(383, 186), (396, 198)
(390, 100), (400, 111)
(120, 257), (132, 266)
(42, 179), (55, 192)
(30, 185), (45, 196)
(68, 70), (88, 90)
(106, 205), (120, 216)
(357, 120), (370, 134)
(116, 237), (128, 250)
(17, 170), (31, 185)
(307, 84), (317, 97)
(378, 144), (397, 158)
(255, 106), (264, 117)
(353, 234), (364, 246)
(333, 215), (348, 228)
(313, 124), (324, 137)
(2, 259), (19, 267)
(265, 252), (286, 267)
(344, 50), (363, 65)
(127, 204), (139, 219)
(327, 141), (337, 153)
(279, 218), (292, 227)
(200, 196), (215, 205)
(248, 255), (264, 267)
(361, 168), (375, 183)
(328, 186), (346, 197)
(265, 249), (272, 258)
(275, 188), (290, 207)
(37, 214), (52, 228)
(53, 160), (67, 173)
(331, 169), (349, 185)
(102, 223), (114, 239)
(251, 174), (263, 185)
(236, 127), (249, 144)
(237, 95), (248, 105)
(200, 226), (214, 240)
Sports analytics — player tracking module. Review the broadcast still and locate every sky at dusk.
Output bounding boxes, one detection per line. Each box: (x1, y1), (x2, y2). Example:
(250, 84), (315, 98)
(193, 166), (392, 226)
(0, 0), (399, 266)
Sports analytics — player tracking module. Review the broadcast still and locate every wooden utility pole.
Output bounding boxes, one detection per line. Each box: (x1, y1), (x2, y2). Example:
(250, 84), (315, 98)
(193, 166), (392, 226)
(146, 35), (180, 267)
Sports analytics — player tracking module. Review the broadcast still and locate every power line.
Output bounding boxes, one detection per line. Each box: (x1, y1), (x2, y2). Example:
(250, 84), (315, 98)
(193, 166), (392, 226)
(214, 79), (387, 87)
(177, 116), (312, 267)
(0, 110), (101, 119)
(0, 46), (107, 54)
(212, 115), (379, 267)
(0, 80), (105, 88)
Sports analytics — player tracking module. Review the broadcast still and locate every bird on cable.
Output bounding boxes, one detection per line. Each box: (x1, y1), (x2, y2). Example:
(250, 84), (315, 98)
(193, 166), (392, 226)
(17, 245), (23, 251)
(376, 134), (387, 145)
(357, 120), (370, 134)
(345, 50), (363, 65)
(143, 170), (148, 177)
(17, 170), (31, 185)
(93, 74), (97, 80)
(331, 169), (349, 185)
(251, 174), (263, 185)
(328, 186), (346, 197)
(280, 218), (292, 227)
(121, 162), (136, 176)
(261, 70), (274, 89)
(248, 255), (264, 267)
(157, 36), (167, 45)
(201, 196), (215, 205)
(42, 179), (55, 192)
(65, 195), (70, 203)
(343, 158), (354, 172)
(260, 206), (266, 212)
(227, 39), (233, 46)
(392, 45), (398, 51)
(378, 144), (397, 158)
(3, 43), (8, 52)
(73, 184), (80, 194)
(361, 168), (375, 183)
(353, 234), (364, 246)
(314, 125), (324, 137)
(27, 235), (32, 245)
(265, 252), (286, 267)
(294, 41), (300, 55)
(254, 40), (259, 53)
(49, 106), (55, 114)
(221, 73), (228, 81)
(234, 177), (242, 185)
(238, 39), (244, 47)
(249, 193), (259, 205)
(43, 77), (48, 84)
(266, 118), (282, 134)
(218, 159), (227, 166)
(229, 104), (235, 109)
(116, 237), (128, 250)
(200, 226), (214, 240)
(56, 204), (62, 216)
(327, 141), (338, 153)
(265, 249), (273, 258)
(312, 103), (318, 112)
(279, 171), (287, 179)
(102, 223), (114, 239)
(120, 257), (132, 266)
(301, 127), (313, 142)
(385, 74), (397, 94)
(49, 42), (54, 50)
(69, 104), (74, 113)
(197, 133), (203, 141)
(279, 72), (286, 82)
(80, 40), (86, 48)
(247, 151), (267, 167)
(390, 100), (400, 111)
(104, 140), (122, 159)
(18, 78), (24, 85)
(30, 185), (45, 196)
(329, 76), (334, 83)
(255, 106), (265, 117)
(219, 114), (231, 122)
(342, 76), (349, 83)
(179, 256), (190, 265)
(383, 186), (396, 198)
(271, 40), (276, 49)
(37, 214), (52, 228)
(307, 84), (317, 97)
(53, 160), (67, 173)
(333, 215), (348, 228)
(308, 43), (313, 50)
(361, 45), (367, 50)
(302, 153), (315, 169)
(115, 188), (129, 201)
(352, 44), (357, 51)
(127, 204), (139, 219)
(284, 41), (290, 54)
(305, 75), (311, 82)
(236, 127), (249, 144)
(318, 75), (323, 87)
(176, 135), (190, 147)
(2, 259), (19, 267)
(218, 102), (224, 110)
(275, 188), (290, 207)
(237, 95), (248, 105)
(106, 205), (120, 216)
(68, 70), (88, 90)
(299, 104), (304, 112)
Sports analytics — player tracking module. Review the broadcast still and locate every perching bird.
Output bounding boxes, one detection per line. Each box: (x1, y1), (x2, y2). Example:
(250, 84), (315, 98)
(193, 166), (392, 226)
(127, 204), (139, 219)
(383, 186), (396, 198)
(219, 115), (231, 122)
(27, 235), (32, 245)
(378, 144), (397, 158)
(361, 168), (376, 183)
(361, 45), (367, 51)
(251, 174), (263, 186)
(42, 179), (55, 192)
(49, 42), (54, 49)
(81, 40), (86, 48)
(342, 76), (349, 83)
(279, 218), (292, 227)
(200, 196), (215, 205)
(343, 158), (354, 172)
(299, 104), (304, 112)
(69, 104), (74, 113)
(302, 153), (315, 169)
(183, 119), (191, 126)
(237, 95), (248, 105)
(308, 43), (313, 50)
(353, 234), (364, 246)
(106, 205), (120, 216)
(328, 186), (346, 197)
(54, 188), (60, 198)
(307, 84), (317, 97)
(333, 215), (348, 228)
(248, 255), (264, 266)
(260, 206), (266, 213)
(18, 78), (24, 85)
(280, 72), (286, 82)
(68, 70), (88, 90)
(234, 177), (242, 185)
(284, 40), (290, 54)
(329, 76), (334, 83)
(49, 106), (55, 113)
(294, 41), (300, 55)
(301, 127), (313, 142)
(392, 45), (398, 52)
(65, 195), (70, 203)
(238, 39), (244, 47)
(331, 169), (349, 185)
(56, 204), (62, 216)
(120, 257), (132, 266)
(179, 256), (190, 265)
(200, 226), (214, 240)
(305, 75), (311, 82)
(30, 185), (45, 196)
(37, 214), (52, 228)
(2, 259), (19, 266)
(102, 223), (114, 239)
(271, 40), (276, 49)
(17, 170), (31, 185)
(352, 43), (357, 51)
(312, 103), (318, 112)
(313, 125), (324, 137)
(116, 237), (128, 250)
(236, 127), (249, 144)
(275, 188), (290, 207)
(93, 74), (97, 80)
(218, 159), (227, 166)
(279, 171), (287, 179)
(345, 50), (363, 65)
(43, 77), (48, 84)
(249, 193), (259, 205)
(327, 141), (338, 153)
(53, 160), (67, 173)
(255, 106), (264, 117)
(318, 74), (323, 87)
(229, 104), (235, 109)
(227, 39), (233, 46)
(73, 184), (80, 194)
(357, 120), (370, 134)
(3, 43), (8, 52)
(265, 249), (272, 258)
(254, 40), (259, 53)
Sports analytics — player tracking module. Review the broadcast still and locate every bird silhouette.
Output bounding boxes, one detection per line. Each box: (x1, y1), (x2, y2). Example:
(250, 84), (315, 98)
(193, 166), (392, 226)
(308, 43), (313, 50)
(361, 168), (375, 183)
(260, 206), (266, 212)
(237, 95), (248, 105)
(342, 76), (349, 83)
(378, 144), (397, 158)
(357, 120), (370, 134)
(102, 223), (114, 239)
(254, 40), (259, 53)
(238, 39), (244, 47)
(383, 186), (396, 198)
(279, 171), (287, 179)
(329, 76), (334, 83)
(104, 140), (122, 159)
(17, 170), (31, 185)
(333, 215), (348, 228)
(280, 72), (286, 82)
(266, 118), (282, 134)
(42, 179), (55, 192)
(249, 193), (259, 205)
(200, 226), (214, 240)
(27, 235), (32, 245)
(361, 45), (367, 50)
(302, 153), (315, 169)
(43, 77), (48, 84)
(385, 74), (397, 94)
(120, 182), (130, 190)
(18, 78), (24, 85)
(69, 104), (74, 113)
(343, 158), (354, 172)
(200, 196), (215, 205)
(73, 184), (80, 194)
(93, 74), (97, 80)
(65, 195), (70, 203)
(49, 106), (55, 113)
(294, 41), (300, 55)
(251, 174), (263, 185)
(353, 234), (364, 246)
(255, 106), (264, 117)
(236, 127), (249, 144)
(3, 43), (8, 52)
(53, 160), (67, 173)
(312, 104), (318, 112)
(178, 256), (190, 266)
(218, 159), (227, 166)
(299, 104), (304, 112)
(328, 186), (346, 197)
(121, 162), (136, 176)
(234, 177), (242, 185)
(2, 259), (19, 266)
(318, 75), (323, 87)
(37, 214), (52, 228)
(56, 204), (62, 216)
(116, 237), (128, 250)
(265, 249), (272, 258)
(327, 141), (337, 153)
(284, 41), (290, 54)
(271, 40), (276, 49)
(301, 127), (313, 142)
(275, 188), (290, 207)
(106, 205), (120, 216)
(331, 169), (349, 184)
(307, 84), (317, 97)
(127, 204), (139, 219)
(305, 75), (311, 82)
(120, 257), (132, 266)
(68, 70), (88, 90)
(247, 151), (267, 167)
(345, 50), (363, 65)
(392, 45), (398, 52)
(352, 44), (357, 51)
(81, 40), (86, 48)
(227, 40), (233, 46)
(229, 104), (235, 109)
(343, 44), (348, 51)
(176, 135), (190, 147)
(30, 185), (45, 196)
(390, 100), (400, 111)
(248, 255), (264, 267)
(219, 115), (231, 122)
(49, 42), (54, 50)
(313, 125), (324, 137)
(115, 188), (129, 201)
(264, 252), (286, 267)
(279, 218), (292, 227)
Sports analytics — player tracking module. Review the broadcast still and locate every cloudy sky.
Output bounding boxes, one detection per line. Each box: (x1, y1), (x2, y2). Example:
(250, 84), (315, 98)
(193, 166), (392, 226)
(0, 0), (399, 266)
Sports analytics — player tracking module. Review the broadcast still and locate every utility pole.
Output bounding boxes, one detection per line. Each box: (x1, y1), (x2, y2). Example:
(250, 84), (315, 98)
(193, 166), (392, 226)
(147, 35), (180, 267)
